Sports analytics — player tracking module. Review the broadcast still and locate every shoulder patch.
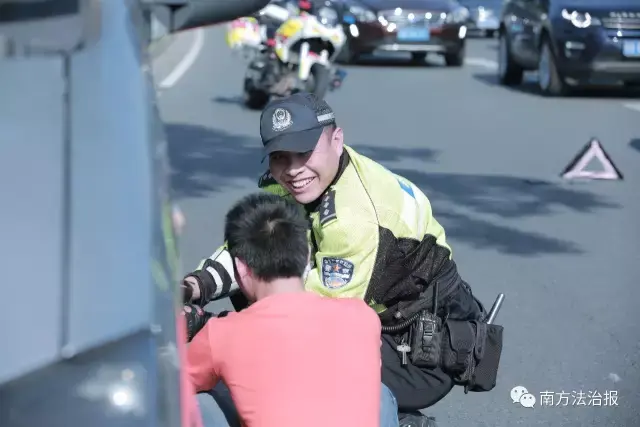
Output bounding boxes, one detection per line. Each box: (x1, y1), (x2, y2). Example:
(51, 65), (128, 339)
(321, 257), (354, 290)
(318, 188), (337, 226)
(397, 177), (415, 199)
(258, 170), (277, 188)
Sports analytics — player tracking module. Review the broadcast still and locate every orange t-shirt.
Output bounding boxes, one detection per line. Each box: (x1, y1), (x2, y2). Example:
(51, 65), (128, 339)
(186, 292), (382, 427)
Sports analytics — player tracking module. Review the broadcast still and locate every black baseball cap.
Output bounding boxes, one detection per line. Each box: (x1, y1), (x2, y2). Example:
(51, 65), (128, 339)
(260, 92), (336, 160)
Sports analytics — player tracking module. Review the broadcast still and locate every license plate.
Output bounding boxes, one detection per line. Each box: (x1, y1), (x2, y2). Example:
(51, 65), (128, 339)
(622, 39), (640, 57)
(397, 26), (430, 42)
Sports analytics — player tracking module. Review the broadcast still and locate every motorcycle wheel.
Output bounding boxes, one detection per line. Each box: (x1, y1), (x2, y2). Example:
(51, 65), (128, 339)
(243, 78), (270, 110)
(306, 63), (331, 100)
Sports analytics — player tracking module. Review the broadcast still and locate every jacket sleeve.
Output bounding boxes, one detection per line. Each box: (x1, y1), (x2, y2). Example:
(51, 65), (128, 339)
(186, 320), (222, 392)
(186, 245), (240, 306)
(304, 212), (379, 301)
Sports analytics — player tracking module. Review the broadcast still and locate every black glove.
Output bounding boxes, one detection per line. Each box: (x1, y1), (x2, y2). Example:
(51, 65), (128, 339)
(182, 304), (212, 342)
(182, 257), (236, 306)
(180, 279), (193, 304)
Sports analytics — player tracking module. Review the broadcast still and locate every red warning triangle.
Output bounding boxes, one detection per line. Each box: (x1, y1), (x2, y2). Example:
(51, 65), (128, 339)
(561, 139), (623, 180)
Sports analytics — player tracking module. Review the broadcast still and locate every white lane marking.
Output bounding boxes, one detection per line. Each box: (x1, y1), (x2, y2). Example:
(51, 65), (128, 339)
(159, 28), (205, 89)
(466, 57), (498, 69)
(623, 102), (640, 112)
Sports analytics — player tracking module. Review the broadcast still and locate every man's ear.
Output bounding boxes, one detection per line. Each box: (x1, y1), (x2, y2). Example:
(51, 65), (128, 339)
(234, 257), (250, 280)
(332, 126), (344, 155)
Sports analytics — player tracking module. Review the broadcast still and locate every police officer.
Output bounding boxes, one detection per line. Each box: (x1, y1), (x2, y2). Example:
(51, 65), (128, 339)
(183, 92), (485, 427)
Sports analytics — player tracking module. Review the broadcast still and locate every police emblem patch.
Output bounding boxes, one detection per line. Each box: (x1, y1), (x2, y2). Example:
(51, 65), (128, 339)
(321, 257), (354, 290)
(272, 108), (293, 131)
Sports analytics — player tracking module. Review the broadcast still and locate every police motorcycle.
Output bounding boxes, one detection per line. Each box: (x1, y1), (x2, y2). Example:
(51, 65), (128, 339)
(226, 0), (348, 110)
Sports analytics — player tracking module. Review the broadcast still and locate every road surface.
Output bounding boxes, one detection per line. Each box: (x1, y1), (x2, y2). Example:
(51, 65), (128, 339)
(153, 25), (640, 427)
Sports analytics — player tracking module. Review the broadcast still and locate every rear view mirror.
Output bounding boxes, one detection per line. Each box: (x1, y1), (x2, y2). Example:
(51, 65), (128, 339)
(145, 0), (274, 33)
(0, 0), (272, 54)
(0, 0), (97, 53)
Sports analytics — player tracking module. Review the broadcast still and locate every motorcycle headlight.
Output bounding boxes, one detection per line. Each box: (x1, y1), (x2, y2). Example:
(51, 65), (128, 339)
(561, 9), (601, 28)
(318, 6), (340, 27)
(348, 5), (377, 23)
(446, 6), (470, 24)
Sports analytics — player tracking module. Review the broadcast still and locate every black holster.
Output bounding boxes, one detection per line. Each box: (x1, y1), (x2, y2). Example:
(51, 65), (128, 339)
(404, 274), (503, 393)
(406, 311), (504, 393)
(440, 319), (504, 393)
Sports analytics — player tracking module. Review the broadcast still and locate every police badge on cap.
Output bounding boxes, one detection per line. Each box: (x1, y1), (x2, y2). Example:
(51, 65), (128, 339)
(272, 108), (293, 132)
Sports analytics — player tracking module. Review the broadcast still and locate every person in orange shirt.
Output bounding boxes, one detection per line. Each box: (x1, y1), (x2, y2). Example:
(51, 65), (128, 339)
(184, 192), (399, 427)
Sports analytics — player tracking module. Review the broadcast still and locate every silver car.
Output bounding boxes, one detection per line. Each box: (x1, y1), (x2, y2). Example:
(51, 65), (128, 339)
(0, 1), (268, 427)
(458, 0), (503, 37)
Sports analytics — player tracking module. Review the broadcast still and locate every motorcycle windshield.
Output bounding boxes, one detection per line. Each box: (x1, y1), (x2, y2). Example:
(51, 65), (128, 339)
(317, 7), (340, 27)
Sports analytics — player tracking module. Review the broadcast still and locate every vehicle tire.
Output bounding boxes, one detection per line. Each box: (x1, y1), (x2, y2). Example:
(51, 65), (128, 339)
(243, 79), (270, 110)
(411, 52), (427, 63)
(307, 63), (331, 99)
(537, 37), (566, 96)
(444, 46), (465, 67)
(486, 30), (496, 38)
(497, 30), (524, 85)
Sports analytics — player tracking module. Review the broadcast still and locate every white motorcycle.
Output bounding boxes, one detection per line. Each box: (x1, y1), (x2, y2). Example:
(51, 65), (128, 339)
(227, 0), (347, 109)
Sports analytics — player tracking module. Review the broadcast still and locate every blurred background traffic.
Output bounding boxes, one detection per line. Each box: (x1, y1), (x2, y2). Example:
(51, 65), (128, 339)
(222, 0), (640, 106)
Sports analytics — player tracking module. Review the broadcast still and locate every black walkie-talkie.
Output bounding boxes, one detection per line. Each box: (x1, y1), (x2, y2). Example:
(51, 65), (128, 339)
(410, 282), (443, 369)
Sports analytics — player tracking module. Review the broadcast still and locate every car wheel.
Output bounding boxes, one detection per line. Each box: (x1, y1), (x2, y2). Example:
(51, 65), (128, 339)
(486, 30), (496, 38)
(538, 38), (566, 96)
(497, 31), (524, 85)
(444, 46), (464, 67)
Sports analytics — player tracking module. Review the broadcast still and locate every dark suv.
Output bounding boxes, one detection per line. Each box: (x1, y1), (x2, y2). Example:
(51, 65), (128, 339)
(498, 0), (640, 95)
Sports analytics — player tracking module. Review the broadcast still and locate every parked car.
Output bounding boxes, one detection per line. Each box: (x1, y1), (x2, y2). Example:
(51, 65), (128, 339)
(335, 0), (469, 65)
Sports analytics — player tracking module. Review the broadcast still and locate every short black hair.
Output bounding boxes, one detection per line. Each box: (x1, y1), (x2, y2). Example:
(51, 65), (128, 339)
(224, 193), (309, 282)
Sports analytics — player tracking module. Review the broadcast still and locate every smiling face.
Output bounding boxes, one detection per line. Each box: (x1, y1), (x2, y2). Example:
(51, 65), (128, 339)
(268, 126), (344, 204)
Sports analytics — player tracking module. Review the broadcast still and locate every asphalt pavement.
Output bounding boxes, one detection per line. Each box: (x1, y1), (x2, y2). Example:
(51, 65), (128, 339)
(153, 25), (640, 427)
